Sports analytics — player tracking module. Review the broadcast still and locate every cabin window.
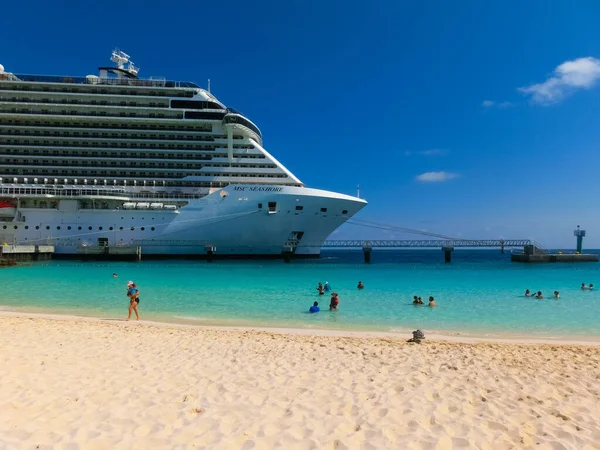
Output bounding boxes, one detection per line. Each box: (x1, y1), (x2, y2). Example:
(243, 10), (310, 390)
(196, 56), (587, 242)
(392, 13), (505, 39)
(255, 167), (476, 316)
(342, 210), (348, 215)
(295, 205), (304, 211)
(268, 202), (277, 212)
(257, 203), (262, 209)
(320, 207), (328, 213)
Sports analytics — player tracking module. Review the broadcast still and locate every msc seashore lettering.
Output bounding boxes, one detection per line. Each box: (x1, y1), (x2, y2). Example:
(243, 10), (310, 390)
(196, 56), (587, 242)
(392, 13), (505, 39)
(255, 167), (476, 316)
(233, 186), (283, 192)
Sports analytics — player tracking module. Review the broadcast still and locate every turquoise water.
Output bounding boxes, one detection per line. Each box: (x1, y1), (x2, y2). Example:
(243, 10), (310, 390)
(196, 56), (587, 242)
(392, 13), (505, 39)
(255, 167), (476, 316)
(1, 250), (600, 338)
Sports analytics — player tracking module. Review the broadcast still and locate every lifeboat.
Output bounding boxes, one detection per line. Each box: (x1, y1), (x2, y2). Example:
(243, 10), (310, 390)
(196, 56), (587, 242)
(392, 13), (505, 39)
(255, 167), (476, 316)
(0, 201), (16, 217)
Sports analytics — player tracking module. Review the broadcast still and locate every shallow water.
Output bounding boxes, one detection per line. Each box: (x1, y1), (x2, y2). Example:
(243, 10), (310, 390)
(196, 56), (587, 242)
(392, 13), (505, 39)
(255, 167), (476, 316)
(1, 250), (599, 338)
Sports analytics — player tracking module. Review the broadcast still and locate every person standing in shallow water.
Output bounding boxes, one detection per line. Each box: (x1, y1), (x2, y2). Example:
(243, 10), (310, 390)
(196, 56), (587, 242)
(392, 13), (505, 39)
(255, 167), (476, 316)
(316, 282), (324, 295)
(329, 292), (339, 311)
(357, 281), (365, 289)
(428, 296), (436, 307)
(309, 301), (320, 313)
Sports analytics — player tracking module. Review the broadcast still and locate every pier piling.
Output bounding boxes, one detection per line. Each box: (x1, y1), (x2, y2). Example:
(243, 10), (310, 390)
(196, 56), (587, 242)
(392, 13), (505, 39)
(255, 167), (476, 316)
(282, 245), (294, 263)
(362, 244), (372, 264)
(442, 246), (454, 263)
(204, 245), (216, 262)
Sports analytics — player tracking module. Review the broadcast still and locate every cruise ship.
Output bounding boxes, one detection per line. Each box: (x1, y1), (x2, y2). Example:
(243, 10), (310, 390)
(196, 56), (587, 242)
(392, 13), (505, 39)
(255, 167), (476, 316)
(0, 50), (366, 257)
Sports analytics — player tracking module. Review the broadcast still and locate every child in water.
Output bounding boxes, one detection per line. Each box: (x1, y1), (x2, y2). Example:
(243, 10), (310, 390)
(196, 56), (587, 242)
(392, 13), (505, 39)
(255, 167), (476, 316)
(329, 292), (339, 311)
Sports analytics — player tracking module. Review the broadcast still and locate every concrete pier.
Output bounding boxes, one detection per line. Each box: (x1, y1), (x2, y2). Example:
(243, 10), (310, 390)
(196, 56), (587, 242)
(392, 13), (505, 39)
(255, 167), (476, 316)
(511, 253), (598, 263)
(75, 245), (141, 261)
(0, 245), (54, 263)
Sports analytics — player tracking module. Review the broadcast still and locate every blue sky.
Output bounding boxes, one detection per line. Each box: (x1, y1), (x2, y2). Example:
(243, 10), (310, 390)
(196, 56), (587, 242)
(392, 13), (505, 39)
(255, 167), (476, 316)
(2, 0), (600, 247)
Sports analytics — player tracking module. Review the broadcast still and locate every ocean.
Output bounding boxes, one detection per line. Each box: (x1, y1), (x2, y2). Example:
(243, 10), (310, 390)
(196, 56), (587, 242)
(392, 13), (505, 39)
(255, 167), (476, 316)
(1, 249), (599, 338)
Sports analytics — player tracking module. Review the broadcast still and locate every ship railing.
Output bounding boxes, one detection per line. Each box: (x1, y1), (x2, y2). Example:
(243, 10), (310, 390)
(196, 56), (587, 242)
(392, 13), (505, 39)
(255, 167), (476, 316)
(0, 185), (207, 200)
(1, 73), (200, 89)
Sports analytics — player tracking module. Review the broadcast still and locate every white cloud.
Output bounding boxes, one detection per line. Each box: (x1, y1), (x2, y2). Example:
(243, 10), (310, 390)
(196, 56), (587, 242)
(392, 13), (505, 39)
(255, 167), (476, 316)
(404, 149), (448, 157)
(497, 101), (515, 109)
(482, 100), (514, 109)
(519, 57), (600, 105)
(415, 171), (458, 183)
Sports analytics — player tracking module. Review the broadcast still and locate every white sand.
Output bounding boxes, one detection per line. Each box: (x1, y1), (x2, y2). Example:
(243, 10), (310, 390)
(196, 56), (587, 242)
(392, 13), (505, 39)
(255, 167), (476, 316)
(1, 314), (600, 449)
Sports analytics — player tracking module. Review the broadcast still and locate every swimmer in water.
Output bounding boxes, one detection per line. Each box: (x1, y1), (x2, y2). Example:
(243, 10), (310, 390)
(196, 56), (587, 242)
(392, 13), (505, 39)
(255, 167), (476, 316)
(113, 273), (118, 278)
(324, 281), (332, 292)
(417, 296), (424, 304)
(413, 295), (419, 304)
(316, 282), (324, 295)
(590, 284), (594, 291)
(428, 296), (436, 307)
(357, 281), (364, 289)
(535, 291), (543, 299)
(581, 283), (588, 290)
(309, 301), (320, 313)
(554, 291), (560, 299)
(525, 289), (531, 297)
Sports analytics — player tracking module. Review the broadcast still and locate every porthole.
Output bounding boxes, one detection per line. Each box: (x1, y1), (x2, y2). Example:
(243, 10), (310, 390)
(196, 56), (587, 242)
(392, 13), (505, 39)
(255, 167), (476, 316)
(78, 226), (82, 230)
(56, 226), (61, 230)
(46, 226), (50, 230)
(130, 227), (134, 231)
(35, 226), (39, 230)
(67, 226), (71, 230)
(119, 227), (124, 230)
(151, 227), (155, 231)
(99, 226), (103, 230)
(2, 225), (6, 229)
(342, 209), (348, 215)
(25, 226), (29, 230)
(14, 225), (18, 230)
(141, 227), (145, 231)
(109, 227), (113, 230)
(88, 226), (92, 230)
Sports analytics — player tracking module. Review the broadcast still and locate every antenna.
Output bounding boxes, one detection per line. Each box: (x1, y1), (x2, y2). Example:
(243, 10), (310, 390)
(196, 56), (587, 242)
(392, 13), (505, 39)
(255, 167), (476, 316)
(357, 184), (360, 199)
(208, 79), (211, 93)
(110, 49), (140, 76)
(110, 49), (130, 69)
(127, 60), (139, 76)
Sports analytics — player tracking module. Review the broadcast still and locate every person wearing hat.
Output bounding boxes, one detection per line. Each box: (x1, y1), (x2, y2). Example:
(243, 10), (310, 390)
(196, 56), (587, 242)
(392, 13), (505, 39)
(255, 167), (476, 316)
(126, 281), (140, 321)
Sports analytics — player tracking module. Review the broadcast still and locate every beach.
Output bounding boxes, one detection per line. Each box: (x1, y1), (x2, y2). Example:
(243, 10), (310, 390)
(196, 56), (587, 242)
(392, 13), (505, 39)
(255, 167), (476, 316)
(1, 314), (600, 449)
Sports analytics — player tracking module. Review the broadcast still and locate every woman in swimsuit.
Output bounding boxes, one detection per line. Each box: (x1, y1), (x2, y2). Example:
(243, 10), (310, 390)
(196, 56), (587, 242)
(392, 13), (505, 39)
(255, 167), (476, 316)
(126, 282), (140, 321)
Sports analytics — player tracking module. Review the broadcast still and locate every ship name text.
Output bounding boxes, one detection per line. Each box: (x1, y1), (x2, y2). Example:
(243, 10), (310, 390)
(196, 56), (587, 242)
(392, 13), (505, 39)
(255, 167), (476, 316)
(233, 186), (283, 192)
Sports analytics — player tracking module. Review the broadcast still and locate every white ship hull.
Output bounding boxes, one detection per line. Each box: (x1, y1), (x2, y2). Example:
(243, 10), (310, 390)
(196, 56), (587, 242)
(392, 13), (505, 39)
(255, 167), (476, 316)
(2, 185), (366, 257)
